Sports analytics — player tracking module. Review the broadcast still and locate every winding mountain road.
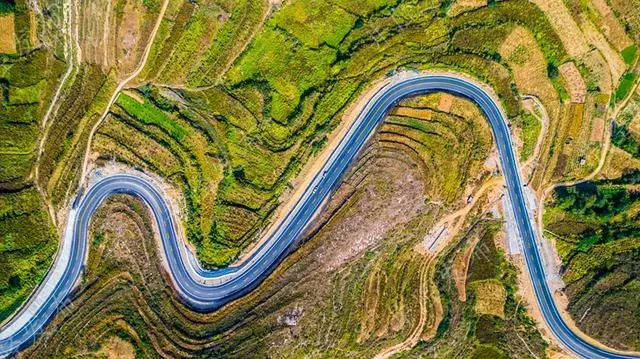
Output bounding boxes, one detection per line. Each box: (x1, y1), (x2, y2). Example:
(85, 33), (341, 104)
(0, 74), (635, 358)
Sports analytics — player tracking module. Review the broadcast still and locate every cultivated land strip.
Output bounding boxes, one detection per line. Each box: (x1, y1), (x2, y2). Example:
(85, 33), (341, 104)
(79, 0), (170, 185)
(0, 73), (637, 358)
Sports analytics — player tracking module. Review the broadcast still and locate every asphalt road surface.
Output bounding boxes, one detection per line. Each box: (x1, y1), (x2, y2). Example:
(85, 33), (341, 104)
(0, 74), (635, 358)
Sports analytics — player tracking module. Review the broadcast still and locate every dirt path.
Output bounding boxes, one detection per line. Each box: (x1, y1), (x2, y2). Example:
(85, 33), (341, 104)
(421, 177), (502, 254)
(78, 0), (170, 185)
(31, 0), (78, 227)
(517, 52), (640, 355)
(378, 176), (502, 358)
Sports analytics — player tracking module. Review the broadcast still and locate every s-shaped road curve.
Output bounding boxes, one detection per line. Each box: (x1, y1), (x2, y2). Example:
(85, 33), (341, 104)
(0, 74), (635, 358)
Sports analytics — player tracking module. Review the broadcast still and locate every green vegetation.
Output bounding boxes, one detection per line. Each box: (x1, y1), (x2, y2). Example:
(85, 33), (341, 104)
(330, 0), (395, 16)
(382, 103), (491, 203)
(0, 188), (56, 322)
(227, 27), (337, 122)
(449, 0), (568, 66)
(621, 45), (637, 65)
(396, 219), (548, 358)
(0, 49), (65, 182)
(90, 0), (577, 269)
(616, 72), (637, 101)
(0, 15), (64, 322)
(612, 123), (640, 157)
(464, 222), (547, 357)
(0, 0), (14, 14)
(514, 113), (541, 161)
(23, 86), (530, 357)
(38, 64), (115, 206)
(2, 0), (614, 354)
(3, 0), (637, 355)
(116, 94), (189, 140)
(273, 0), (356, 48)
(545, 177), (640, 350)
(552, 182), (636, 219)
(546, 181), (640, 260)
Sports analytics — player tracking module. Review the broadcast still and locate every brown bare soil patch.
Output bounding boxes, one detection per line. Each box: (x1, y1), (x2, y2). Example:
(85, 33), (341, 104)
(117, 1), (145, 75)
(590, 117), (604, 142)
(0, 15), (16, 54)
(100, 336), (136, 359)
(559, 62), (587, 104)
(314, 153), (426, 272)
(437, 93), (454, 112)
(79, 0), (157, 77)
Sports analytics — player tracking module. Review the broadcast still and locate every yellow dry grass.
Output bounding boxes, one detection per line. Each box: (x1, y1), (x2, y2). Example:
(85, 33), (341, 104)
(590, 0), (633, 51)
(100, 336), (136, 359)
(399, 92), (441, 109)
(530, 0), (590, 58)
(390, 107), (433, 120)
(499, 26), (559, 117)
(28, 9), (36, 47)
(449, 96), (484, 121)
(600, 146), (640, 179)
(566, 103), (586, 143)
(448, 0), (487, 17)
(581, 19), (626, 84)
(629, 118), (640, 138)
(0, 15), (16, 54)
(472, 279), (506, 318)
(559, 62), (587, 104)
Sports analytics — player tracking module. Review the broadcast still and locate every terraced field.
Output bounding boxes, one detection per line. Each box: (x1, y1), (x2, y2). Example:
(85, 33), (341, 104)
(0, 0), (66, 323)
(20, 94), (548, 357)
(83, 0), (592, 268)
(4, 0), (640, 355)
(544, 177), (640, 351)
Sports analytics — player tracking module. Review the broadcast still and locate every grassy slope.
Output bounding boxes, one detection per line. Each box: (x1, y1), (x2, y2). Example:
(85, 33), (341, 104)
(544, 178), (640, 350)
(6, 0), (634, 353)
(0, 1), (65, 322)
(92, 0), (570, 268)
(22, 93), (541, 357)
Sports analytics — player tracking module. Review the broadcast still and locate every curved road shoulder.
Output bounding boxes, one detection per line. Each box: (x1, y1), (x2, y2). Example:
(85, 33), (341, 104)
(0, 73), (636, 359)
